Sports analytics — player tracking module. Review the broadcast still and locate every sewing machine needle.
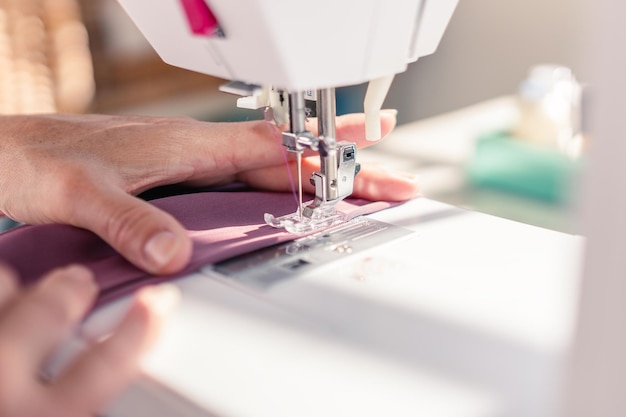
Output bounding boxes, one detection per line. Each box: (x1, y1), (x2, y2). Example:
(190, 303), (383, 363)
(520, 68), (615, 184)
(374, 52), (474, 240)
(297, 150), (303, 220)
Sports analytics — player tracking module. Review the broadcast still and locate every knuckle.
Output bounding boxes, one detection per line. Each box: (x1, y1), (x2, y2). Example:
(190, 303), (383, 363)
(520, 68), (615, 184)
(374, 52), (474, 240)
(45, 164), (95, 221)
(51, 164), (90, 197)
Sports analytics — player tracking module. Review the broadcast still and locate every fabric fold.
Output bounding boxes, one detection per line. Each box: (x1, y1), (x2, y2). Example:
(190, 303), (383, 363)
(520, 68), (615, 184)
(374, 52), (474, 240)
(0, 191), (397, 304)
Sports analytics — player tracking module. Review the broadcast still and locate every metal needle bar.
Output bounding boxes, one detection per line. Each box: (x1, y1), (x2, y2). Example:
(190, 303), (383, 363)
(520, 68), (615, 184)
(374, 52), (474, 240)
(288, 91), (308, 221)
(297, 151), (303, 220)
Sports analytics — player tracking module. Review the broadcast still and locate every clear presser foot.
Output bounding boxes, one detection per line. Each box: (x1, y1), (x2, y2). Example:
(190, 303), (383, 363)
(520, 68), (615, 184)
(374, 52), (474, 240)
(265, 203), (348, 235)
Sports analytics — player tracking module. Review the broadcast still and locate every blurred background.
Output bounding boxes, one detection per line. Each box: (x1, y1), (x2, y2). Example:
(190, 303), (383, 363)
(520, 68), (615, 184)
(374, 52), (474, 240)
(0, 0), (585, 233)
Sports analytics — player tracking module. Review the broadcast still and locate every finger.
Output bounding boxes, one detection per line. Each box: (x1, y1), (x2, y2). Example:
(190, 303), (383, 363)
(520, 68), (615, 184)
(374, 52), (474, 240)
(271, 111), (397, 148)
(309, 111), (398, 146)
(50, 284), (179, 415)
(351, 166), (420, 201)
(195, 112), (398, 180)
(0, 266), (97, 371)
(19, 145), (192, 274)
(67, 182), (192, 275)
(238, 159), (419, 202)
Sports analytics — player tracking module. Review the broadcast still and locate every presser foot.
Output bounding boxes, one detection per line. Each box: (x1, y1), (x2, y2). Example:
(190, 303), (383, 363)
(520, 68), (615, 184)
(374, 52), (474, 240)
(264, 203), (347, 235)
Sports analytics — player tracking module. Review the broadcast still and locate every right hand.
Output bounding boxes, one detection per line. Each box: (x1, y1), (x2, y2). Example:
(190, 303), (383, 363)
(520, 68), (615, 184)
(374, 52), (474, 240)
(0, 264), (178, 417)
(0, 113), (418, 275)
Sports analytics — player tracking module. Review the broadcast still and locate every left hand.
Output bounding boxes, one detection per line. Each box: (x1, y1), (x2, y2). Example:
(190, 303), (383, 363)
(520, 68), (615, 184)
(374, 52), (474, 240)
(0, 112), (418, 275)
(0, 264), (177, 417)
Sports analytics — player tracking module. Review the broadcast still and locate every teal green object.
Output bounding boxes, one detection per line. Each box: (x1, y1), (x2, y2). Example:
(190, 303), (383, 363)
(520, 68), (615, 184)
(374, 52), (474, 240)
(467, 132), (581, 204)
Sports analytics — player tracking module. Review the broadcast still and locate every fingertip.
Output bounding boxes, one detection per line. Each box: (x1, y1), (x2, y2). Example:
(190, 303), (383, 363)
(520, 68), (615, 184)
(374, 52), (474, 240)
(56, 264), (95, 282)
(61, 265), (98, 299)
(334, 112), (397, 144)
(136, 284), (181, 319)
(40, 264), (98, 302)
(380, 109), (398, 138)
(48, 285), (177, 413)
(388, 176), (421, 201)
(70, 184), (194, 277)
(353, 167), (421, 202)
(381, 108), (398, 118)
(390, 176), (421, 201)
(124, 284), (180, 355)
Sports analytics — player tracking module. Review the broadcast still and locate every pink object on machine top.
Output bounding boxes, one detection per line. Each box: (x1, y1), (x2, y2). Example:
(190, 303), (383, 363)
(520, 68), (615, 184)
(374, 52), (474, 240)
(179, 0), (220, 36)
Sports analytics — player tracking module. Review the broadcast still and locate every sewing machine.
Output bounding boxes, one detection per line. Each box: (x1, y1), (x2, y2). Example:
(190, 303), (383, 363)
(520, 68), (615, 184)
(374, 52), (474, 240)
(52, 1), (588, 416)
(79, 196), (581, 417)
(31, 0), (626, 415)
(116, 0), (459, 232)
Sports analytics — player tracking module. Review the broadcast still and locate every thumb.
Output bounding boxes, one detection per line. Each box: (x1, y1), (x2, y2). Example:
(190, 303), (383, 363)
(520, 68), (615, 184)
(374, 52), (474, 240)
(68, 186), (192, 275)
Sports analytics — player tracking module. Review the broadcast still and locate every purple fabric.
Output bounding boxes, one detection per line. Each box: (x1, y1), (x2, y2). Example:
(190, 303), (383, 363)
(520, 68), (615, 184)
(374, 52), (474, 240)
(0, 191), (396, 304)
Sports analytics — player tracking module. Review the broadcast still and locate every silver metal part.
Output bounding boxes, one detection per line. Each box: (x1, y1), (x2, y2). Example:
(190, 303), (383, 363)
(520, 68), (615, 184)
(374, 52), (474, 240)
(305, 141), (359, 217)
(211, 217), (413, 290)
(287, 91), (308, 218)
(281, 91), (317, 153)
(313, 88), (340, 205)
(219, 81), (263, 96)
(317, 88), (336, 142)
(296, 151), (303, 220)
(268, 87), (361, 234)
(288, 91), (307, 135)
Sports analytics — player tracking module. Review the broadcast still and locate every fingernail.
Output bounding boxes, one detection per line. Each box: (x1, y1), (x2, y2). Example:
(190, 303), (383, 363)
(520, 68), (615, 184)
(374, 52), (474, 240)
(381, 109), (398, 118)
(144, 231), (178, 270)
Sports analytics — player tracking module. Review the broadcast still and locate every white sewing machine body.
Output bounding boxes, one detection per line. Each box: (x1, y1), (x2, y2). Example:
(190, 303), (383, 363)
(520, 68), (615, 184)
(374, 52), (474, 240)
(65, 198), (582, 417)
(116, 0), (459, 233)
(79, 2), (581, 416)
(116, 0), (458, 91)
(72, 1), (626, 415)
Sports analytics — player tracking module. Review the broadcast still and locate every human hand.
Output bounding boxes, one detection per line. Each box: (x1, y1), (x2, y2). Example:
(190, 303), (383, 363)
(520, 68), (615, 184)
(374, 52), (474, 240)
(0, 264), (177, 417)
(0, 113), (418, 274)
